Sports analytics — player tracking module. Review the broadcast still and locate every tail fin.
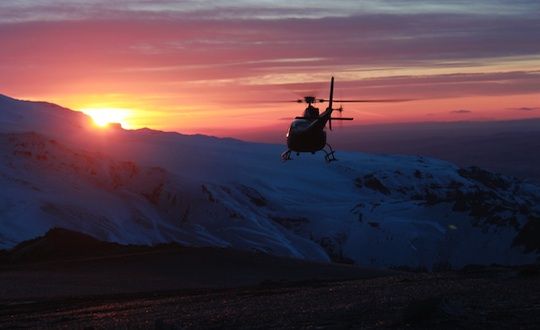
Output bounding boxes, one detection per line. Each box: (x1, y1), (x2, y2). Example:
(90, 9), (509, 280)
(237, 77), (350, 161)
(328, 76), (334, 130)
(328, 76), (334, 110)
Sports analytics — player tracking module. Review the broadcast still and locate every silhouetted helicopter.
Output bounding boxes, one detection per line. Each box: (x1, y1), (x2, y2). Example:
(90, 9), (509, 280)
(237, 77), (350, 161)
(281, 77), (407, 162)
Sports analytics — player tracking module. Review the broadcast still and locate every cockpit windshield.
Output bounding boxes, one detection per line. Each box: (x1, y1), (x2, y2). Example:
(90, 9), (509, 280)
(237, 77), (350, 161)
(290, 119), (310, 131)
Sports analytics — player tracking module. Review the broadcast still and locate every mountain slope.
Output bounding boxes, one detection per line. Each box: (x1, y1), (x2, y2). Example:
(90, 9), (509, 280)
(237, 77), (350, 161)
(0, 93), (538, 268)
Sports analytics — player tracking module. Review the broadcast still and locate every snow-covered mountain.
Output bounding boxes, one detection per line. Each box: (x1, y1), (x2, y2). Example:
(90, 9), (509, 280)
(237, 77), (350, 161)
(1, 93), (539, 269)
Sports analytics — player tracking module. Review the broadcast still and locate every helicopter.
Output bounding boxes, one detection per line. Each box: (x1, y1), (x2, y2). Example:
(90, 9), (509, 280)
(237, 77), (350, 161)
(281, 76), (407, 162)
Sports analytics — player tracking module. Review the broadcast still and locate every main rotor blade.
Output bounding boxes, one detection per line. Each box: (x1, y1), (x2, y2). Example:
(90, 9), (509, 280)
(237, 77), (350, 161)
(254, 98), (413, 103)
(294, 116), (354, 120)
(331, 99), (413, 103)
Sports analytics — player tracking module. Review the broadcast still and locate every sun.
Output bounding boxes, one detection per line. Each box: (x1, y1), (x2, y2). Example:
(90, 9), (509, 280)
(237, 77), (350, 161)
(81, 108), (131, 128)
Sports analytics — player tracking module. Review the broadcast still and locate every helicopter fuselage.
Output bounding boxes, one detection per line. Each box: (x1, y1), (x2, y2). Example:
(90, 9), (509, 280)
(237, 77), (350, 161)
(286, 118), (327, 152)
(286, 105), (333, 152)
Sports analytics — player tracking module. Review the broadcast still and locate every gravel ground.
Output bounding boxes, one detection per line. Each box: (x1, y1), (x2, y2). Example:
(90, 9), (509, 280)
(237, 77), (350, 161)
(1, 265), (539, 329)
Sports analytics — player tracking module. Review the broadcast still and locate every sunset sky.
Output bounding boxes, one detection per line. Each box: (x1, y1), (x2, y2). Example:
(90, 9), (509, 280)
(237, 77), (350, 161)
(1, 0), (539, 136)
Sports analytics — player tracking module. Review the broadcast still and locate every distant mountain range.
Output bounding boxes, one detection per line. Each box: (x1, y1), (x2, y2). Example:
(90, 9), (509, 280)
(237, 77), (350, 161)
(1, 93), (539, 269)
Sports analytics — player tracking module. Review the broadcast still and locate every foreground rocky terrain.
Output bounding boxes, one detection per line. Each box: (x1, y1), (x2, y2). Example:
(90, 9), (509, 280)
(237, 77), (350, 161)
(1, 264), (539, 329)
(0, 229), (539, 329)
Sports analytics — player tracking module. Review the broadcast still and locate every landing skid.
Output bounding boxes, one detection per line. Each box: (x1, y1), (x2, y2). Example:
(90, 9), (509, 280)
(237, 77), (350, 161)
(281, 149), (292, 161)
(281, 144), (338, 162)
(323, 143), (337, 162)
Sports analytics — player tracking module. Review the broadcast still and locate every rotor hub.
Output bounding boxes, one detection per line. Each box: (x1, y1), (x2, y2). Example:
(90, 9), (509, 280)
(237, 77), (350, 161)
(304, 96), (316, 104)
